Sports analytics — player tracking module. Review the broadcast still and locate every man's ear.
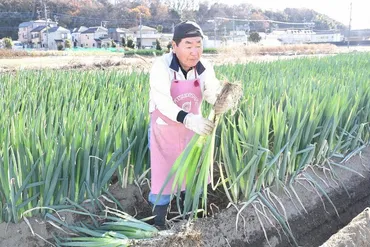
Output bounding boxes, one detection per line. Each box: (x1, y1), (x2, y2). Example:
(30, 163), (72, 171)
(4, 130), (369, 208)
(172, 41), (177, 53)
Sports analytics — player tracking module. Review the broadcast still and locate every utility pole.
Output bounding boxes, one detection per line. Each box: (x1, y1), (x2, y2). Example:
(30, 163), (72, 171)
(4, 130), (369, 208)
(44, 3), (49, 50)
(139, 13), (142, 49)
(347, 2), (352, 48)
(232, 16), (237, 42)
(214, 20), (217, 48)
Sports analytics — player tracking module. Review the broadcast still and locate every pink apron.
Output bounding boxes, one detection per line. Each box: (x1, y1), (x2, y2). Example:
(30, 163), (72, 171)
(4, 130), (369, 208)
(150, 69), (202, 195)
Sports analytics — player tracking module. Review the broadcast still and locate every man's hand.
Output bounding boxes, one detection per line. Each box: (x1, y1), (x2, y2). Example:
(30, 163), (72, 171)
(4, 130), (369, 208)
(184, 113), (215, 136)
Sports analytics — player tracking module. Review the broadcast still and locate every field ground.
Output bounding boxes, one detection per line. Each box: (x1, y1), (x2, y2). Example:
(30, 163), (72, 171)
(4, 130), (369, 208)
(0, 45), (369, 73)
(322, 207), (370, 247)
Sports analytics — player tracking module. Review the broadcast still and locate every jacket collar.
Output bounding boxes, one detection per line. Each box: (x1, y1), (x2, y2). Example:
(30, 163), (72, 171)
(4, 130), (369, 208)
(169, 53), (206, 75)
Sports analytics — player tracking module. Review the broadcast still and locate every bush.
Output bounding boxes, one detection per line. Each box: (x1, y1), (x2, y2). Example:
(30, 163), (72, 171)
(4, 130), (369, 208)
(167, 41), (172, 52)
(111, 40), (117, 48)
(124, 49), (164, 56)
(127, 38), (135, 49)
(65, 39), (72, 49)
(248, 32), (262, 43)
(157, 25), (163, 33)
(156, 39), (162, 51)
(3, 37), (13, 49)
(203, 48), (218, 54)
(121, 37), (126, 47)
(57, 44), (64, 51)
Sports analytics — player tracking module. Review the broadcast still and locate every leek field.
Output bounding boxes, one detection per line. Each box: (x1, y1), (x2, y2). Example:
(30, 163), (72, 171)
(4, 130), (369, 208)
(0, 53), (369, 239)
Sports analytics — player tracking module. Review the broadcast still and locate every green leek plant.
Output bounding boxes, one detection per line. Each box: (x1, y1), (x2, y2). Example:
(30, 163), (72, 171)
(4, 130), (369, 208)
(0, 70), (150, 222)
(49, 206), (158, 247)
(156, 82), (243, 218)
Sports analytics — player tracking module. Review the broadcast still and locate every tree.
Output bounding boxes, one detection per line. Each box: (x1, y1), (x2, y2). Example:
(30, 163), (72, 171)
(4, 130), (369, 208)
(156, 24), (163, 33)
(129, 5), (151, 22)
(161, 0), (200, 19)
(3, 37), (13, 49)
(149, 0), (169, 21)
(166, 41), (172, 52)
(248, 32), (261, 43)
(64, 39), (72, 48)
(249, 11), (269, 32)
(111, 40), (116, 48)
(127, 37), (135, 49)
(155, 39), (162, 50)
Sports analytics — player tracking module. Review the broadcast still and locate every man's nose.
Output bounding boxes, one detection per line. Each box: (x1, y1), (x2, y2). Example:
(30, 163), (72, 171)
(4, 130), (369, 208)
(190, 48), (199, 55)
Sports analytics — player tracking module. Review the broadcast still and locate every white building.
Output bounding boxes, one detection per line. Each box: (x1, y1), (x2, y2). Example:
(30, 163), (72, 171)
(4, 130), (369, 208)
(30, 25), (47, 48)
(128, 25), (161, 49)
(268, 29), (344, 44)
(80, 26), (110, 48)
(72, 26), (88, 48)
(18, 20), (57, 47)
(42, 26), (72, 50)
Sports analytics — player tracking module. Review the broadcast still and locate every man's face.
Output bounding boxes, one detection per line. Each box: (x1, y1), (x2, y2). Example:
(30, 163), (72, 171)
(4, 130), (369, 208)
(172, 37), (203, 71)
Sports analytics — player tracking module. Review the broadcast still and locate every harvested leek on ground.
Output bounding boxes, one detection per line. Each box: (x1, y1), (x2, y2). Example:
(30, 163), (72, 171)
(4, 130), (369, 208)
(54, 207), (158, 247)
(156, 82), (243, 218)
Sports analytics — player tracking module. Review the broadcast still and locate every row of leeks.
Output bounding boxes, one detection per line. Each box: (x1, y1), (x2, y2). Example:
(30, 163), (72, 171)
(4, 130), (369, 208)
(0, 70), (150, 223)
(217, 54), (369, 204)
(156, 53), (370, 232)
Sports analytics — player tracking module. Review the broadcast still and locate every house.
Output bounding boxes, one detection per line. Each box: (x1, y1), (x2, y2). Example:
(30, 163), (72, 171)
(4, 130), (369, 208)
(108, 28), (128, 45)
(80, 26), (111, 48)
(30, 25), (47, 48)
(18, 20), (57, 47)
(128, 25), (161, 49)
(71, 26), (88, 48)
(42, 26), (72, 50)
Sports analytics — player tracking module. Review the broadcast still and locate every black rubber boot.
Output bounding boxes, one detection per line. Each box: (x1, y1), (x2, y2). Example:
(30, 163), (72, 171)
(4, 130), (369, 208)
(152, 204), (168, 230)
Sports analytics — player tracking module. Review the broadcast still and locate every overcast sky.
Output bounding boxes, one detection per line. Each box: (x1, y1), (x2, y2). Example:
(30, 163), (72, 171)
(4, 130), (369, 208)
(211, 0), (370, 29)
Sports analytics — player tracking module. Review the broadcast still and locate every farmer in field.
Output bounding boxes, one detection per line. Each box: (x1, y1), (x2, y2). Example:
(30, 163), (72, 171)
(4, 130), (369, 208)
(148, 21), (229, 229)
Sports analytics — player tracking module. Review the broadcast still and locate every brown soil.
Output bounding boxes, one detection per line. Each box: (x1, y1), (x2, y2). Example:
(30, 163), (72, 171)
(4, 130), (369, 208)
(0, 218), (52, 247)
(321, 207), (370, 247)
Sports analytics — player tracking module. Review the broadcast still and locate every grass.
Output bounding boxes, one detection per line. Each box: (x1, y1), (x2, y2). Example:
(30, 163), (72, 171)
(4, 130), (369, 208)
(218, 43), (338, 56)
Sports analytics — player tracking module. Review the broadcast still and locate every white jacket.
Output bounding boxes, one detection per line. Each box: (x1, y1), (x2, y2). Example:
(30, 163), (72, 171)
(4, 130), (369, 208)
(149, 52), (222, 122)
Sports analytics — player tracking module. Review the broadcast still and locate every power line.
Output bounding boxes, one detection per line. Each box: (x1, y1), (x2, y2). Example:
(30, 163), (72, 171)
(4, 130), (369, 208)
(214, 16), (315, 26)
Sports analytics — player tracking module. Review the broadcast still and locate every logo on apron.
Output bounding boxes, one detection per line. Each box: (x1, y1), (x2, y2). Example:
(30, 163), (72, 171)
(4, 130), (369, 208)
(182, 101), (192, 112)
(174, 93), (200, 112)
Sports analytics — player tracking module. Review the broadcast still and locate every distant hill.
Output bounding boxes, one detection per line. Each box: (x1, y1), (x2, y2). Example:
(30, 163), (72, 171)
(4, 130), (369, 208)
(0, 0), (346, 40)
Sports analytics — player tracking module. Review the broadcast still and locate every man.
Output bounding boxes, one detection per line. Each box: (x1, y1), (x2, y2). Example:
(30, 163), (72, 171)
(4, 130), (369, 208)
(148, 21), (226, 229)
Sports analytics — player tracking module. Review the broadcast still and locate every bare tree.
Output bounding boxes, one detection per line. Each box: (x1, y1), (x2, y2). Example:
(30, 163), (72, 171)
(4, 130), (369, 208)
(161, 0), (199, 18)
